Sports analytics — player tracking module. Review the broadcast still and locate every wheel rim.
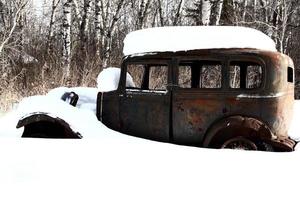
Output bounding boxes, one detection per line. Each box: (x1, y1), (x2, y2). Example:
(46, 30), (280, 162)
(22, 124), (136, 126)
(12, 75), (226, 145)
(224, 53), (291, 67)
(221, 137), (258, 150)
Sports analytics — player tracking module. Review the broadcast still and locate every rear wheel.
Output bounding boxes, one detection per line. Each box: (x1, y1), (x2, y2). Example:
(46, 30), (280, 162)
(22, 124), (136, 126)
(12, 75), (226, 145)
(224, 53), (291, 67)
(221, 136), (258, 150)
(256, 141), (274, 151)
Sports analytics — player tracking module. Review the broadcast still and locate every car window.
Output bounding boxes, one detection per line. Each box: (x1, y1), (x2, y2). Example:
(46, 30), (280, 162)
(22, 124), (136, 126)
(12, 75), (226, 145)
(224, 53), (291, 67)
(229, 61), (262, 89)
(200, 63), (222, 88)
(127, 64), (145, 89)
(126, 64), (168, 91)
(149, 66), (168, 90)
(178, 65), (192, 88)
(178, 60), (222, 89)
(288, 66), (293, 83)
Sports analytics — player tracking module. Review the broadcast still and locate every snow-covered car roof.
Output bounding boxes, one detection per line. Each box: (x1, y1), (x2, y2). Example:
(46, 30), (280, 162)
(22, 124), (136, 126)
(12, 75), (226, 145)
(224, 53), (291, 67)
(123, 26), (277, 56)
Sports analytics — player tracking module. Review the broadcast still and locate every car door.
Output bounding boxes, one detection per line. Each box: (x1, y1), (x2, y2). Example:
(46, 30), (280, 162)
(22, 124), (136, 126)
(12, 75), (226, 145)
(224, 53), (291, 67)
(119, 61), (171, 142)
(172, 59), (227, 145)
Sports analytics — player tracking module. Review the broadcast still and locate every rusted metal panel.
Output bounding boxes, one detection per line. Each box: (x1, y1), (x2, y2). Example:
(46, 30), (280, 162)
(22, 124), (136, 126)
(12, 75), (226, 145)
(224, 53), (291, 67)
(99, 91), (121, 132)
(172, 91), (228, 145)
(119, 90), (170, 142)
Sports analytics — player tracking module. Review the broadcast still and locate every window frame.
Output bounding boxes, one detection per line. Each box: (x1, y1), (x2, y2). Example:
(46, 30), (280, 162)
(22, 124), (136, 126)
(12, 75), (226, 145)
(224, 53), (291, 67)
(121, 59), (172, 94)
(176, 58), (225, 91)
(227, 57), (266, 92)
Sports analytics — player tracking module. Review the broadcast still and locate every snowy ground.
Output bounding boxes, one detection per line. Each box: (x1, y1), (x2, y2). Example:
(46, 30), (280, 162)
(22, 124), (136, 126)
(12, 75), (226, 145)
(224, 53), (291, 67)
(0, 96), (300, 200)
(0, 138), (299, 200)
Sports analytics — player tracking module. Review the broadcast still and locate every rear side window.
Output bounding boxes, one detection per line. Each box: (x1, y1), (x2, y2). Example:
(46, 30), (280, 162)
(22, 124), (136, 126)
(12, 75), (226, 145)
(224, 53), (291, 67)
(178, 60), (222, 89)
(229, 61), (263, 89)
(288, 67), (294, 83)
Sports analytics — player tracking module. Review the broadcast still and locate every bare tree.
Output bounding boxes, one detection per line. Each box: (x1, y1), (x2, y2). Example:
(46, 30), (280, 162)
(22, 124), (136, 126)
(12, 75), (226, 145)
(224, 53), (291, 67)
(80, 0), (92, 50)
(137, 0), (151, 29)
(100, 0), (125, 68)
(211, 0), (223, 25)
(0, 0), (28, 55)
(173, 0), (185, 25)
(46, 0), (61, 53)
(62, 0), (72, 83)
(157, 0), (164, 26)
(201, 0), (212, 25)
(95, 0), (101, 56)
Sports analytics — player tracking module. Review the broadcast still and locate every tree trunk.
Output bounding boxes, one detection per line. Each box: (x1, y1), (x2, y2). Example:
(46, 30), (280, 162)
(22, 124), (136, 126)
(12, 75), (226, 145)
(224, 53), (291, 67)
(157, 0), (164, 26)
(173, 0), (184, 25)
(242, 0), (248, 21)
(201, 0), (211, 25)
(95, 0), (101, 56)
(137, 0), (145, 29)
(72, 0), (81, 26)
(253, 0), (257, 19)
(0, 1), (27, 55)
(46, 0), (60, 53)
(102, 0), (124, 68)
(80, 0), (92, 51)
(62, 0), (72, 84)
(211, 0), (223, 25)
(0, 0), (5, 28)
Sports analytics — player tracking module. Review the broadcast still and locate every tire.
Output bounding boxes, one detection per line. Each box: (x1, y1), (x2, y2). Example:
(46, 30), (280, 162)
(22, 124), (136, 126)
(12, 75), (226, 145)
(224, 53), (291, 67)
(256, 141), (274, 152)
(221, 136), (258, 150)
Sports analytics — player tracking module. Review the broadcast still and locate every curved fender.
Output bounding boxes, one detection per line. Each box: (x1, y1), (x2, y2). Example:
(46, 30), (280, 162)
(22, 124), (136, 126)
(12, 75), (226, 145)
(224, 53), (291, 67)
(17, 112), (82, 138)
(202, 116), (274, 148)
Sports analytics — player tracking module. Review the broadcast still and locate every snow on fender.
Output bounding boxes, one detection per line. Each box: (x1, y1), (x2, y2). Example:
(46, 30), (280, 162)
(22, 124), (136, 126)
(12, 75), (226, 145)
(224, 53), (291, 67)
(97, 67), (135, 92)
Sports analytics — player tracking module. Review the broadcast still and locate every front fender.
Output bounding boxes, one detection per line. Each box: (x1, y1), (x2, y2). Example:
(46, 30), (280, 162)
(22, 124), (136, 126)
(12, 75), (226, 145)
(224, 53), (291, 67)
(17, 112), (82, 138)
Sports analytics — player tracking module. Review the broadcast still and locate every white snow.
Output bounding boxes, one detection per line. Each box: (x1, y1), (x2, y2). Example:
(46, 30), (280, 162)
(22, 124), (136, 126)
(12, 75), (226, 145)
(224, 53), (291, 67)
(47, 87), (98, 113)
(97, 67), (135, 92)
(0, 138), (299, 200)
(289, 101), (300, 141)
(0, 95), (299, 199)
(123, 26), (277, 56)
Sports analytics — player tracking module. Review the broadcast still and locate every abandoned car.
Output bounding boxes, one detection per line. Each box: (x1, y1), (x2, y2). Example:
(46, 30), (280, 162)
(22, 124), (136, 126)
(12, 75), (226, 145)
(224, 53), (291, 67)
(17, 26), (296, 151)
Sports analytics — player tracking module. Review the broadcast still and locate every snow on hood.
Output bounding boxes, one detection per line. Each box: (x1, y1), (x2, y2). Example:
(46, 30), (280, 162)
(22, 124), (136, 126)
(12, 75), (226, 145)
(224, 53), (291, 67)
(47, 87), (98, 113)
(97, 67), (135, 92)
(123, 26), (277, 56)
(13, 95), (148, 142)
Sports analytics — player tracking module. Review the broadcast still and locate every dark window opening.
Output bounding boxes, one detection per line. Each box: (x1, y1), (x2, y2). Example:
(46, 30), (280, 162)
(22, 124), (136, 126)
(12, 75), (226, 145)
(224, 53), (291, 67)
(229, 61), (262, 89)
(288, 67), (294, 83)
(178, 60), (222, 89)
(126, 64), (168, 91)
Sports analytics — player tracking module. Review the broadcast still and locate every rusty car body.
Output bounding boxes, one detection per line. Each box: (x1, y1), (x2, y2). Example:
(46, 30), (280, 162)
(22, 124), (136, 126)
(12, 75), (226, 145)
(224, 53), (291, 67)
(96, 49), (295, 151)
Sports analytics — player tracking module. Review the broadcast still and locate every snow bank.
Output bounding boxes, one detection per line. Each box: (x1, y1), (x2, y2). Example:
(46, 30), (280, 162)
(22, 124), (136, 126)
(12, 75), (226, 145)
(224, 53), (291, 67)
(0, 139), (299, 200)
(16, 95), (123, 139)
(289, 101), (300, 141)
(47, 87), (98, 113)
(97, 67), (135, 92)
(0, 91), (300, 199)
(123, 26), (277, 56)
(0, 111), (23, 138)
